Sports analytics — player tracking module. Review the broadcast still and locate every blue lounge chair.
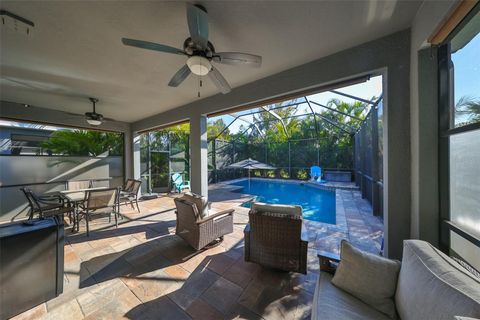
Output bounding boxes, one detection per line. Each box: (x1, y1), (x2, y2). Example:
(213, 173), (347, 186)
(171, 173), (190, 193)
(310, 166), (323, 182)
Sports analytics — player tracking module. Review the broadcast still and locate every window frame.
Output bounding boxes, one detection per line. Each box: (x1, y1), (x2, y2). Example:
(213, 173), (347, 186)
(438, 3), (480, 253)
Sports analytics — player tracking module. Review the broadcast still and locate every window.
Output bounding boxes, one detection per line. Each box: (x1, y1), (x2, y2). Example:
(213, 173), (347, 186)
(439, 4), (480, 269)
(451, 9), (480, 127)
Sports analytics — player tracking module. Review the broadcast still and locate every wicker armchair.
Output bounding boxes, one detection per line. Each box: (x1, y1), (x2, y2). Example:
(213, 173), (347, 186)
(244, 203), (308, 274)
(174, 195), (234, 250)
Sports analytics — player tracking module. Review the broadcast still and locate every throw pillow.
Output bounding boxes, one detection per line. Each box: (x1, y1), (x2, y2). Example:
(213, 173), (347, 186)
(251, 203), (302, 217)
(182, 192), (209, 219)
(332, 240), (401, 319)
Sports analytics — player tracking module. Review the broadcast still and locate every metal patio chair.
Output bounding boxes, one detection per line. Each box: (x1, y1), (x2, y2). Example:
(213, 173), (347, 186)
(21, 187), (73, 221)
(119, 179), (142, 212)
(67, 180), (92, 190)
(78, 187), (120, 236)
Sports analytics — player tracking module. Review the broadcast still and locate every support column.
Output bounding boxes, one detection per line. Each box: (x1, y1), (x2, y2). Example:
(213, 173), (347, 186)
(190, 114), (208, 197)
(133, 132), (142, 193)
(123, 127), (133, 179)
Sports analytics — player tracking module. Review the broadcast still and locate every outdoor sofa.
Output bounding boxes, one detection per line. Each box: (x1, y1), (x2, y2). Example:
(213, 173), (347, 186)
(312, 239), (480, 319)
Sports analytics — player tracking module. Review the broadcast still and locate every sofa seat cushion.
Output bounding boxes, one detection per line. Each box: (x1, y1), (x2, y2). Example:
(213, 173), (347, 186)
(313, 271), (391, 320)
(395, 240), (480, 320)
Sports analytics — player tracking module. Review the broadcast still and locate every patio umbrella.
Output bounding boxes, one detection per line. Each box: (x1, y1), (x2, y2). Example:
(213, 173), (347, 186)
(227, 158), (275, 190)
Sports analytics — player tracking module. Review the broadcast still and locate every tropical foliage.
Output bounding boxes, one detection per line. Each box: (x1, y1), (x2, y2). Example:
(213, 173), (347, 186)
(211, 98), (370, 171)
(139, 98), (374, 184)
(141, 123), (191, 190)
(455, 96), (480, 126)
(41, 130), (123, 156)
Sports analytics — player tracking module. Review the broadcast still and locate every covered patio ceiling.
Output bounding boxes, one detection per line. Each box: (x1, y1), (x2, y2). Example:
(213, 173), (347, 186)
(1, 1), (421, 123)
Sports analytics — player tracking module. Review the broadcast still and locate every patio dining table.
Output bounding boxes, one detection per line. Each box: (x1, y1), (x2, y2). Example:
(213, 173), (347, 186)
(59, 187), (108, 232)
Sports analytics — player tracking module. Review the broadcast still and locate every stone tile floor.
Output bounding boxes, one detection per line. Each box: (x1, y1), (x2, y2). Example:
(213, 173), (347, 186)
(13, 183), (382, 320)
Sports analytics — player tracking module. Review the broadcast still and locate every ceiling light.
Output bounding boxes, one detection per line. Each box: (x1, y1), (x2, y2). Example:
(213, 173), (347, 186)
(186, 56), (211, 76)
(86, 119), (102, 126)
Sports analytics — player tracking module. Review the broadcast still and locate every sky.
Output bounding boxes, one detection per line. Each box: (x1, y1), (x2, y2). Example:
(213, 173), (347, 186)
(452, 22), (480, 103)
(211, 75), (383, 134)
(451, 28), (480, 125)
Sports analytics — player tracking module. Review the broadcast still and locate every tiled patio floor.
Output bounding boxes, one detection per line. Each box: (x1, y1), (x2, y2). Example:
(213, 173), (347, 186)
(13, 184), (382, 320)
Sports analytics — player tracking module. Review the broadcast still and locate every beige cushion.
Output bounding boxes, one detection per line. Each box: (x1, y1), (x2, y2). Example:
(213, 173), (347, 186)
(332, 240), (401, 319)
(251, 202), (302, 217)
(395, 240), (480, 320)
(182, 192), (209, 219)
(313, 271), (391, 320)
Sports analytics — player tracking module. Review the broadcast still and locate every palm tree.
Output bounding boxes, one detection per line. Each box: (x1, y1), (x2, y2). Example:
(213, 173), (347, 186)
(455, 96), (480, 125)
(41, 130), (123, 156)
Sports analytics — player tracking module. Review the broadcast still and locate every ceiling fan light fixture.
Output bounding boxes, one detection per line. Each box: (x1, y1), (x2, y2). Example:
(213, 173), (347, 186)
(86, 118), (102, 126)
(187, 56), (211, 76)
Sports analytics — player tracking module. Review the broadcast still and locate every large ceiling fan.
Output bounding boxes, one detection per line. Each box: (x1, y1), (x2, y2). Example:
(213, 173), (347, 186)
(121, 3), (262, 94)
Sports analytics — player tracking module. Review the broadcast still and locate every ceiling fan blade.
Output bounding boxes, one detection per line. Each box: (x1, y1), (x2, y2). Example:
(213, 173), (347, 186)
(168, 64), (191, 87)
(121, 38), (185, 55)
(186, 3), (209, 49)
(209, 66), (231, 94)
(213, 52), (262, 67)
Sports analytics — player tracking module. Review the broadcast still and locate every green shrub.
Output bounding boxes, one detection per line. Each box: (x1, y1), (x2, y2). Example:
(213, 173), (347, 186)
(280, 169), (289, 179)
(266, 170), (276, 178)
(296, 169), (308, 180)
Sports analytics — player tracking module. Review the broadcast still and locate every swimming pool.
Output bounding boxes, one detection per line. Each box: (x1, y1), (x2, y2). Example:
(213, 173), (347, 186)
(230, 179), (336, 224)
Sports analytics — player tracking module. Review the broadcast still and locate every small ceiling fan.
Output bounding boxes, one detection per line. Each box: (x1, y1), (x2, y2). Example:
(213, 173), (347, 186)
(121, 3), (262, 94)
(85, 97), (112, 126)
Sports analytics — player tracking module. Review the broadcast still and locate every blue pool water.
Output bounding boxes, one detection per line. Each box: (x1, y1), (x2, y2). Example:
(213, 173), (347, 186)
(230, 179), (336, 224)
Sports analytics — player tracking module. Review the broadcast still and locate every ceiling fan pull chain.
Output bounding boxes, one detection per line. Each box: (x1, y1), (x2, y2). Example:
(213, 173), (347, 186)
(197, 76), (200, 98)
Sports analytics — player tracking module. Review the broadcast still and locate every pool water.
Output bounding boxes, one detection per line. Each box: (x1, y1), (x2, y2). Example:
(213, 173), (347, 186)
(230, 179), (336, 224)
